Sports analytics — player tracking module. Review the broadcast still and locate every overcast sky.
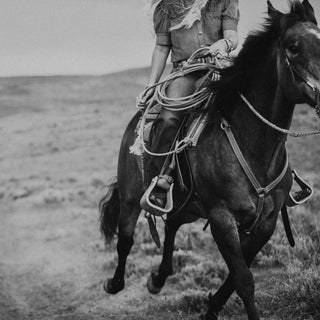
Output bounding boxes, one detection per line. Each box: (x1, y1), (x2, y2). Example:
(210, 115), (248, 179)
(0, 0), (319, 77)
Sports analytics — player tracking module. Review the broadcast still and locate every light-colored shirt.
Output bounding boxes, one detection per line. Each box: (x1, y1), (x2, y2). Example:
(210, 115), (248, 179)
(154, 0), (239, 62)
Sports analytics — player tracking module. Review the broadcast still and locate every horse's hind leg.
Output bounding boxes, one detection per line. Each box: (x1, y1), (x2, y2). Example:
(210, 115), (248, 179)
(147, 211), (198, 294)
(104, 201), (141, 294)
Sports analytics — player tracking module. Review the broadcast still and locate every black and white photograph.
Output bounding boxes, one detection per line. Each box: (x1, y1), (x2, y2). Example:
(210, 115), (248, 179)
(1, 0), (320, 319)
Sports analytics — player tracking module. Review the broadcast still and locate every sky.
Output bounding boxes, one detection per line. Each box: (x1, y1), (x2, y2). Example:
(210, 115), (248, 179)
(0, 0), (319, 77)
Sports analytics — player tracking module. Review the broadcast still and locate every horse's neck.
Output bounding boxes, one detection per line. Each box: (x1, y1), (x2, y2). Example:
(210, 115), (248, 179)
(230, 71), (294, 173)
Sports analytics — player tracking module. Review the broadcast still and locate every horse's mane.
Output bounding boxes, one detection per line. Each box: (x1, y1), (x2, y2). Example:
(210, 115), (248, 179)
(209, 0), (316, 120)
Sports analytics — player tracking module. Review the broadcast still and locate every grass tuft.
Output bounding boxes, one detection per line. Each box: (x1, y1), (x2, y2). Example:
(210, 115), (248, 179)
(267, 267), (320, 319)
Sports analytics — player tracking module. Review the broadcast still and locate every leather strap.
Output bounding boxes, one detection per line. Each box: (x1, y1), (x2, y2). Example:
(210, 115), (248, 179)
(173, 56), (215, 68)
(221, 119), (289, 196)
(281, 206), (295, 247)
(221, 118), (289, 233)
(144, 211), (161, 248)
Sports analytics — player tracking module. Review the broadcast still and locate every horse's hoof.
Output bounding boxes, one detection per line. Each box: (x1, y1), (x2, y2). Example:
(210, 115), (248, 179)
(103, 278), (124, 294)
(146, 274), (162, 294)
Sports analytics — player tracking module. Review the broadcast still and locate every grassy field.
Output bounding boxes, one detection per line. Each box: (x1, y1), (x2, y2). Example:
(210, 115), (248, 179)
(0, 67), (319, 320)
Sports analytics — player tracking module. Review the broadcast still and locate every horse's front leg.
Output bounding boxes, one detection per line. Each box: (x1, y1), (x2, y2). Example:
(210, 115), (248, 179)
(205, 209), (278, 319)
(206, 205), (261, 320)
(147, 211), (198, 294)
(104, 201), (141, 294)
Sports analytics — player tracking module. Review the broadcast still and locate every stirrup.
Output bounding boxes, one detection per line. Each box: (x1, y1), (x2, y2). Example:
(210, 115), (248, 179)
(287, 170), (313, 207)
(140, 176), (174, 216)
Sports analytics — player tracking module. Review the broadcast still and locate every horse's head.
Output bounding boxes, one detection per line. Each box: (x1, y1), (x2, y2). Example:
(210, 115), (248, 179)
(268, 0), (320, 108)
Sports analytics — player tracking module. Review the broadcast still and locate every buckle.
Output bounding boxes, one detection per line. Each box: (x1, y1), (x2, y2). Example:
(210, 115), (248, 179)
(220, 118), (230, 130)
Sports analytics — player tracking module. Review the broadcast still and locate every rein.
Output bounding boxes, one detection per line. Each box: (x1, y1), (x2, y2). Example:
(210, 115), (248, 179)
(239, 93), (320, 137)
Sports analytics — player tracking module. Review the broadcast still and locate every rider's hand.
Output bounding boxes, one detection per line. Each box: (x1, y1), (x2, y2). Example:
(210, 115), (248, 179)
(209, 39), (229, 57)
(137, 85), (156, 106)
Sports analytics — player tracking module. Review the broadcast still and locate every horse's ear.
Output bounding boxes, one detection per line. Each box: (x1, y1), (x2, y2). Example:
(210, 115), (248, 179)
(302, 0), (317, 25)
(267, 0), (282, 20)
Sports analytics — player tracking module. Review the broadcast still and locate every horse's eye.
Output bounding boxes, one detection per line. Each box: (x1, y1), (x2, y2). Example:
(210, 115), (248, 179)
(287, 44), (299, 55)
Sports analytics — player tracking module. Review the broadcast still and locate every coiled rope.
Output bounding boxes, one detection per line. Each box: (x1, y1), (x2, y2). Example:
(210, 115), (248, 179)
(136, 47), (227, 157)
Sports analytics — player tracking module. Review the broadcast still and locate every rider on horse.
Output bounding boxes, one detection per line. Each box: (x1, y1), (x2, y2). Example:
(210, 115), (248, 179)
(138, 0), (240, 212)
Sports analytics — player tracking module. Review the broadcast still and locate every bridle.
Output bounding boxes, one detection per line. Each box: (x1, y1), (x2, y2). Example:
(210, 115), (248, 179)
(239, 29), (320, 137)
(279, 31), (320, 114)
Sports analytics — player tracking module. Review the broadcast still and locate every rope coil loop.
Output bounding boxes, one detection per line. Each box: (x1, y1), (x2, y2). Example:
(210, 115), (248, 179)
(138, 47), (227, 157)
(155, 47), (219, 112)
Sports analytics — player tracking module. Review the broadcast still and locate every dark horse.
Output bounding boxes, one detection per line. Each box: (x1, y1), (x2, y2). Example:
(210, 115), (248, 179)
(100, 1), (320, 319)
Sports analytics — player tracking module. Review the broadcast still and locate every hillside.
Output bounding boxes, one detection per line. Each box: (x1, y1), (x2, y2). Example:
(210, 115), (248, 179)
(0, 67), (319, 320)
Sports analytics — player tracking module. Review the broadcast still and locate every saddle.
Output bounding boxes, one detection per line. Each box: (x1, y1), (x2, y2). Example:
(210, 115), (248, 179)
(137, 106), (205, 216)
(131, 65), (216, 217)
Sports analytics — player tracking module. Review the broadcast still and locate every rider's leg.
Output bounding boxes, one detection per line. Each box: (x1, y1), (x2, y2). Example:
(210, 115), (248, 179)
(149, 75), (197, 207)
(152, 74), (198, 156)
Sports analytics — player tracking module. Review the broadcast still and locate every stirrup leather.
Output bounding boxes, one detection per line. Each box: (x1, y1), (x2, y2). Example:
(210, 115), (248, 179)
(287, 170), (313, 207)
(140, 176), (174, 216)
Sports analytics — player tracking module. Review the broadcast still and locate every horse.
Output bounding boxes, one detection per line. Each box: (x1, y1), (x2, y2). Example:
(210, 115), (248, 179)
(99, 1), (320, 319)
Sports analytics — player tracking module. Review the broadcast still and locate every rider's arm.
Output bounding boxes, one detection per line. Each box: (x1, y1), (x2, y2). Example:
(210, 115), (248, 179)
(148, 3), (171, 86)
(139, 3), (171, 103)
(209, 0), (239, 55)
(147, 44), (171, 86)
(221, 0), (239, 51)
(222, 29), (238, 52)
(209, 30), (238, 56)
(140, 44), (170, 103)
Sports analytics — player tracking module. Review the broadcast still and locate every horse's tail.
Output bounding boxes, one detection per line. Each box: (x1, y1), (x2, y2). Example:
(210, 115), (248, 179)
(99, 179), (120, 244)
